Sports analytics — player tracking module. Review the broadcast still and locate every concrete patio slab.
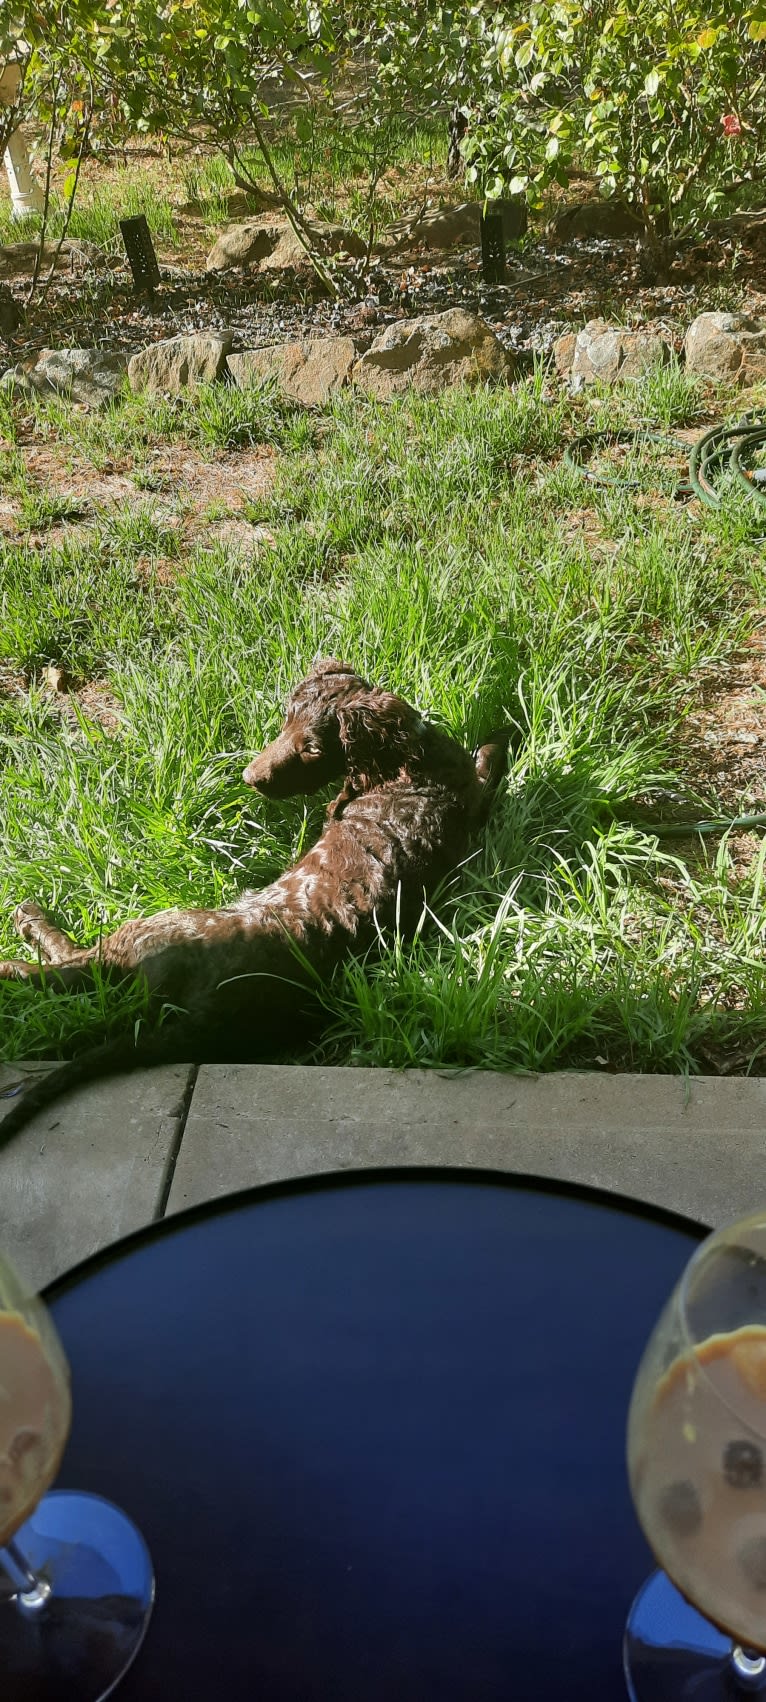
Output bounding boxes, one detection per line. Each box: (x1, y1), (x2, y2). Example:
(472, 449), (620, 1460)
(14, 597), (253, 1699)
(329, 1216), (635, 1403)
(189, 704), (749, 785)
(2, 1062), (766, 1286)
(0, 1061), (195, 1290)
(168, 1064), (766, 1228)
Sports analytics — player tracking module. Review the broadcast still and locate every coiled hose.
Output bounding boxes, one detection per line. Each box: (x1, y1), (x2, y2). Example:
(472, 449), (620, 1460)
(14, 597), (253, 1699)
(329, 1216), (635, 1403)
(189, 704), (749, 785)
(688, 416), (766, 508)
(565, 416), (766, 835)
(564, 414), (766, 507)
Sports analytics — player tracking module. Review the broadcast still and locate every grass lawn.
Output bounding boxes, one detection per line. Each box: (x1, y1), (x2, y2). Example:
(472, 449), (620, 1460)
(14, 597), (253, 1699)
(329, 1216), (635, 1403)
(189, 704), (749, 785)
(0, 119), (449, 263)
(2, 360), (766, 1075)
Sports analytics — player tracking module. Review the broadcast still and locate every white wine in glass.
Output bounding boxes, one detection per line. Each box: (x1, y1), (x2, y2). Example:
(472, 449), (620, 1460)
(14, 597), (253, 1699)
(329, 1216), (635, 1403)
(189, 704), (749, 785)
(0, 1248), (154, 1700)
(625, 1208), (766, 1699)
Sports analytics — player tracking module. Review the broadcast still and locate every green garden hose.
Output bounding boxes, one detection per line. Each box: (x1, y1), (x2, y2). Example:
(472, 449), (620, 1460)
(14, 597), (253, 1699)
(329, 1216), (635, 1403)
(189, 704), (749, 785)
(563, 427), (687, 489)
(631, 812), (766, 838)
(565, 418), (766, 837)
(689, 415), (766, 508)
(565, 415), (766, 508)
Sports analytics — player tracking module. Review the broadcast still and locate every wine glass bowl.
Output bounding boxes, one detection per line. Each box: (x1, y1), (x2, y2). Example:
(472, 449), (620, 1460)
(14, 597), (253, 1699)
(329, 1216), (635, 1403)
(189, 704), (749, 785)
(0, 1257), (72, 1555)
(0, 1247), (154, 1699)
(625, 1209), (766, 1696)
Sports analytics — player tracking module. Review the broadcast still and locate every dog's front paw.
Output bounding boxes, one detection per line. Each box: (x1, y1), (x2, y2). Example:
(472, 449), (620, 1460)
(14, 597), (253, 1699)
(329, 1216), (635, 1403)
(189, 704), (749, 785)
(0, 960), (32, 980)
(13, 901), (46, 940)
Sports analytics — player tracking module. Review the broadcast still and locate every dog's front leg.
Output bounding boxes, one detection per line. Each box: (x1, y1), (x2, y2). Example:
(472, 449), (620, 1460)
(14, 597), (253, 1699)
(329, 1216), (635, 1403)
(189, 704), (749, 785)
(14, 901), (85, 964)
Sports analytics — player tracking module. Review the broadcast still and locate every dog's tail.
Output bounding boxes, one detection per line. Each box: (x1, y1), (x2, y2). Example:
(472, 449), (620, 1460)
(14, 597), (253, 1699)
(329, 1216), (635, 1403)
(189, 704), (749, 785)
(0, 1025), (196, 1150)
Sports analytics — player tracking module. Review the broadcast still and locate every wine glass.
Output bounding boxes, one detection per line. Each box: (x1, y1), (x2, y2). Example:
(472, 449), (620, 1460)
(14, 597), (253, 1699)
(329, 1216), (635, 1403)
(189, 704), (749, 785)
(0, 1246), (154, 1699)
(625, 1207), (766, 1699)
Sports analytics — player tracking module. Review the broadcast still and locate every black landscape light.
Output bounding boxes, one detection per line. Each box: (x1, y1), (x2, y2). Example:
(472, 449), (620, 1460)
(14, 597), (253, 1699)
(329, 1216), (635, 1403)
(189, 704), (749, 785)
(119, 215), (161, 293)
(480, 202), (506, 285)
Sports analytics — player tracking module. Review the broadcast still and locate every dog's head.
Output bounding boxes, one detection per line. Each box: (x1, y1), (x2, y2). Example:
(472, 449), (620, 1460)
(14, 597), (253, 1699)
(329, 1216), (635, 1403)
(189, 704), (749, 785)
(243, 659), (427, 799)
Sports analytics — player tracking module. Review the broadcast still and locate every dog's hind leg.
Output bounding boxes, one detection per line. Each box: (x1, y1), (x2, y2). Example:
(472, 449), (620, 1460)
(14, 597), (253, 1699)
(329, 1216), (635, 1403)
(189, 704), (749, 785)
(13, 901), (86, 964)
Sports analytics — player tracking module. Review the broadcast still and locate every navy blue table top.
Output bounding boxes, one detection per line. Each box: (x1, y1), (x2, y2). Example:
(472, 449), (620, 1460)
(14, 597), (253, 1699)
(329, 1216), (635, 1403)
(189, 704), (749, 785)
(46, 1169), (703, 1701)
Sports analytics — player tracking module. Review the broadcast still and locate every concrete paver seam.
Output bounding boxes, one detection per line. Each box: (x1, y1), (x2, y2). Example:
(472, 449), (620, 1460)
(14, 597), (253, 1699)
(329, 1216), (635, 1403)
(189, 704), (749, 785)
(155, 1064), (199, 1220)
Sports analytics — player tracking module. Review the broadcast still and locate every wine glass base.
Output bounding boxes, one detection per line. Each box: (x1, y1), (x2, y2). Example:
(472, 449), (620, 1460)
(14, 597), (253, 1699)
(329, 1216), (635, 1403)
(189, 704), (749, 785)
(625, 1569), (766, 1699)
(0, 1490), (154, 1701)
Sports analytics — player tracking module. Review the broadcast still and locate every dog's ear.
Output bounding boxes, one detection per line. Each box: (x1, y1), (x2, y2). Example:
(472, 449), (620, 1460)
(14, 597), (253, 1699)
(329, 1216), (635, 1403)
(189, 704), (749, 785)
(336, 693), (425, 789)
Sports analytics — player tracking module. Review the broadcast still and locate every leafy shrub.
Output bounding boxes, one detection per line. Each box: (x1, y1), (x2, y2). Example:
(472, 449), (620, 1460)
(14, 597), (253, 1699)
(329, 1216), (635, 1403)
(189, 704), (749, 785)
(464, 1), (766, 238)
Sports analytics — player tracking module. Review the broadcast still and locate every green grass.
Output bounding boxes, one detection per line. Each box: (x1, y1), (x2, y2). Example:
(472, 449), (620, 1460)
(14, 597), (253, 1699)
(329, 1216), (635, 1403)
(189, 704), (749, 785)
(17, 489), (89, 530)
(0, 175), (179, 254)
(0, 111), (448, 266)
(181, 114), (449, 238)
(21, 380), (314, 470)
(1, 363), (765, 1073)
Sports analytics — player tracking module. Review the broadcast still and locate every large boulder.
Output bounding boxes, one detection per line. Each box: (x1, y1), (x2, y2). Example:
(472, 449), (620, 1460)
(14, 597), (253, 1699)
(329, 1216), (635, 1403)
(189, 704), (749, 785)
(353, 308), (516, 399)
(205, 222), (280, 272)
(207, 216), (365, 275)
(227, 338), (357, 406)
(554, 318), (670, 385)
(0, 239), (105, 281)
(260, 220), (366, 271)
(552, 200), (641, 240)
(684, 312), (766, 386)
(0, 347), (127, 408)
(128, 332), (233, 394)
(382, 198), (527, 254)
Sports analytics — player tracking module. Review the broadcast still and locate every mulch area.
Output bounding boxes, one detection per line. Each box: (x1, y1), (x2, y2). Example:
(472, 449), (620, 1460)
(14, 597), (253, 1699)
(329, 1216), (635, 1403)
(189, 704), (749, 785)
(2, 209), (766, 368)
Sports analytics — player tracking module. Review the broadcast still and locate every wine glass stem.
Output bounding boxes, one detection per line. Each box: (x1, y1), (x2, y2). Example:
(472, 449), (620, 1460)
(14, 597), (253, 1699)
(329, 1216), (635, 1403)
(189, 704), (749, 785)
(732, 1645), (766, 1689)
(0, 1539), (50, 1608)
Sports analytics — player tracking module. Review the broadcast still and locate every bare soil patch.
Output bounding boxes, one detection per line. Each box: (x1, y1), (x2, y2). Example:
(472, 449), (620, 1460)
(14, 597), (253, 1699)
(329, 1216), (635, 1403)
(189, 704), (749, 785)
(682, 629), (766, 815)
(648, 631), (766, 891)
(0, 440), (276, 552)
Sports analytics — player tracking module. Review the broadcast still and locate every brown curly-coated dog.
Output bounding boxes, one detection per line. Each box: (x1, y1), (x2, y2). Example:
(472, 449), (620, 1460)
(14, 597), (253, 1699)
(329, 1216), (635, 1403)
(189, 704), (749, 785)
(0, 659), (509, 1140)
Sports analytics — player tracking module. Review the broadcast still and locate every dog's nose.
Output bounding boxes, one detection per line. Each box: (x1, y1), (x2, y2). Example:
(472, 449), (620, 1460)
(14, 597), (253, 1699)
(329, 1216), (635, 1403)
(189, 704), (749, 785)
(243, 756), (269, 789)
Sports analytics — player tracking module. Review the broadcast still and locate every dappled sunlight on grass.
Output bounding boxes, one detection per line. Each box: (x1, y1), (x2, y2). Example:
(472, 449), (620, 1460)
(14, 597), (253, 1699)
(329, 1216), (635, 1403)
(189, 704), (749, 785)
(1, 367), (765, 1070)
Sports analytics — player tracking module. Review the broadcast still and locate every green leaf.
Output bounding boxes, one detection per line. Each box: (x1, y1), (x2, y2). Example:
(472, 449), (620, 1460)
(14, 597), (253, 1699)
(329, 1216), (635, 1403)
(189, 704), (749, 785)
(644, 68), (661, 96)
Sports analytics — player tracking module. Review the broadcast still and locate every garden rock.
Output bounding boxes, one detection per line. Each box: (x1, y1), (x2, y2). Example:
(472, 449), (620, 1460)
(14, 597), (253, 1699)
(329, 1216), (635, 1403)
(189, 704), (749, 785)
(224, 188), (276, 217)
(0, 347), (127, 408)
(0, 285), (19, 340)
(205, 222), (280, 272)
(552, 200), (641, 239)
(382, 198), (527, 254)
(353, 307), (516, 398)
(227, 338), (357, 406)
(0, 239), (104, 281)
(0, 368), (34, 400)
(128, 332), (234, 394)
(260, 220), (367, 271)
(554, 318), (670, 385)
(684, 312), (766, 386)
